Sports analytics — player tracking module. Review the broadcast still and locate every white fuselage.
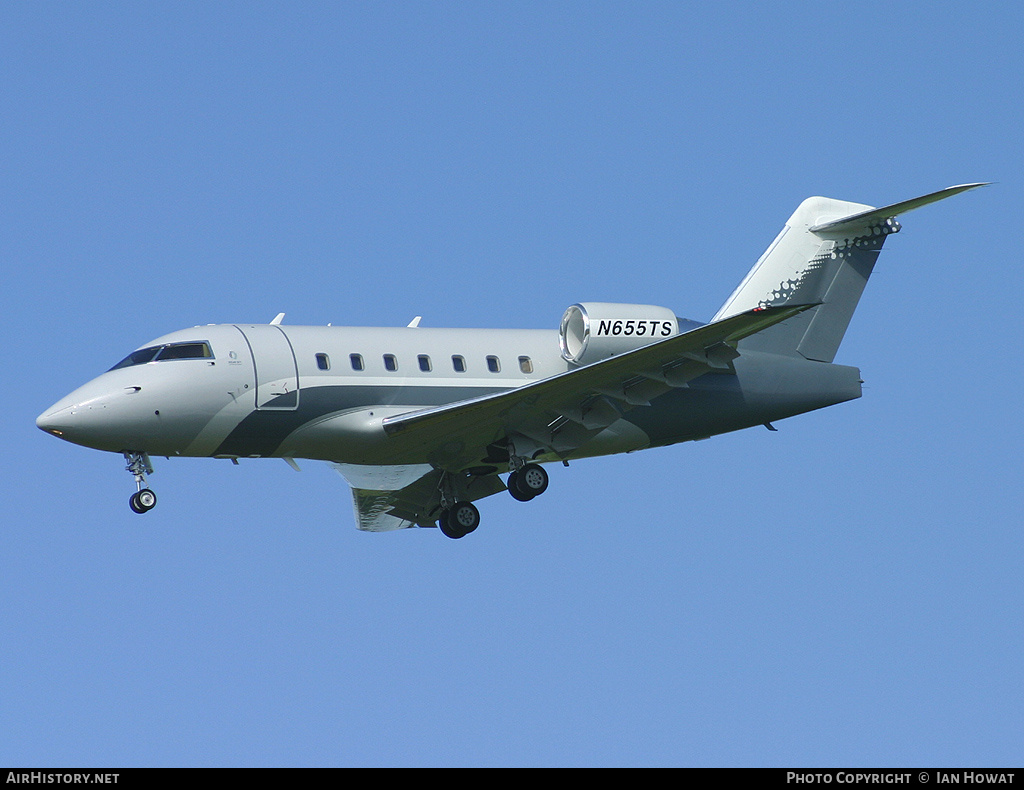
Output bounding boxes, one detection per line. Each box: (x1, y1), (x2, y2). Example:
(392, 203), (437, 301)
(34, 184), (982, 531)
(37, 323), (579, 465)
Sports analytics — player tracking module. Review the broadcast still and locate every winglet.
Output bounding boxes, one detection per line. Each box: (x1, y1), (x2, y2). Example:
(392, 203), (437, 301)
(809, 183), (989, 234)
(270, 313), (286, 325)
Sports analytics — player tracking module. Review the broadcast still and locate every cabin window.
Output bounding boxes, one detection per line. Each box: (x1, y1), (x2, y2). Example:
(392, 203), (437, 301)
(452, 355), (466, 373)
(383, 354), (398, 372)
(418, 354), (432, 372)
(350, 354), (364, 371)
(486, 355), (501, 373)
(518, 356), (534, 374)
(316, 353), (330, 371)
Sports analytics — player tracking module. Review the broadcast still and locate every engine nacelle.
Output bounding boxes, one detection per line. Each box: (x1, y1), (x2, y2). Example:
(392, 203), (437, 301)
(559, 302), (679, 366)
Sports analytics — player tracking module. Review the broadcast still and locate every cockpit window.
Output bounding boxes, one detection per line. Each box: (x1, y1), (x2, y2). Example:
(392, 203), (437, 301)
(156, 342), (213, 361)
(110, 347), (161, 370)
(110, 341), (213, 370)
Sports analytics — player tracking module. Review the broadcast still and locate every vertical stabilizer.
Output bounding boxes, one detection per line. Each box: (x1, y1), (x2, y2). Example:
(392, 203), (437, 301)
(714, 184), (986, 362)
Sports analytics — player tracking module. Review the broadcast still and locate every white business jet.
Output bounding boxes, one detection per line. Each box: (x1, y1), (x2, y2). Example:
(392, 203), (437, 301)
(37, 184), (985, 537)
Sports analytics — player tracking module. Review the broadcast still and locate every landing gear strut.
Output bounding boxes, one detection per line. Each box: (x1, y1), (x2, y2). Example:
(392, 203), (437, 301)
(433, 453), (551, 539)
(124, 452), (157, 514)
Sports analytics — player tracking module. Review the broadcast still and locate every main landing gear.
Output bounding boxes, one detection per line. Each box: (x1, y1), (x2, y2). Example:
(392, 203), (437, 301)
(438, 501), (481, 539)
(507, 463), (549, 502)
(124, 452), (157, 514)
(436, 459), (551, 539)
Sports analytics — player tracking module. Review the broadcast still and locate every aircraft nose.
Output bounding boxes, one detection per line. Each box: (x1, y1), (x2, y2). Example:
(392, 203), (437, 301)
(35, 396), (109, 445)
(36, 404), (73, 437)
(35, 387), (138, 451)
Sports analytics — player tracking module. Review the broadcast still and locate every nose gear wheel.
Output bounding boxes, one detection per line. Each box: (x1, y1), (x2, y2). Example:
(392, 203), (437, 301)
(129, 489), (157, 513)
(124, 452), (157, 514)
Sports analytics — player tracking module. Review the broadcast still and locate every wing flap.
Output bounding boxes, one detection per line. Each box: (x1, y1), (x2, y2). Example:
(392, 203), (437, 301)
(332, 462), (507, 532)
(349, 487), (420, 531)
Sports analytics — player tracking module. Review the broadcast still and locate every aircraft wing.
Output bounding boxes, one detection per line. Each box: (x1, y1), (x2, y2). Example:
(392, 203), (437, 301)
(382, 305), (810, 468)
(328, 305), (806, 531)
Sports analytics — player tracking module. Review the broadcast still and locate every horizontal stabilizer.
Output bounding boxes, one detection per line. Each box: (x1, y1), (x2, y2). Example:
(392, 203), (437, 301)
(809, 183), (988, 234)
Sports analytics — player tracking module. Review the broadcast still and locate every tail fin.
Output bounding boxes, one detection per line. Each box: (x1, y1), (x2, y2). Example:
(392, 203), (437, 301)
(713, 183), (987, 362)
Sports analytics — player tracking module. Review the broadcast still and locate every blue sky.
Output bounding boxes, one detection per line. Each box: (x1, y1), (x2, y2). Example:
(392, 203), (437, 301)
(3, 1), (1022, 767)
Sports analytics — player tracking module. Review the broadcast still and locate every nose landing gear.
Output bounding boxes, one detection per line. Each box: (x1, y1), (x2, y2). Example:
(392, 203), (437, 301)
(124, 452), (157, 513)
(129, 488), (158, 514)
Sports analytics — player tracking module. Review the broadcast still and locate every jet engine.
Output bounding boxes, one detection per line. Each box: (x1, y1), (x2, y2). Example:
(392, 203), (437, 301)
(559, 302), (679, 366)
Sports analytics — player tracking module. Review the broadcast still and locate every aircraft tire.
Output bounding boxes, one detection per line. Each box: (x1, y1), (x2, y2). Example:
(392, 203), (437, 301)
(451, 501), (480, 535)
(440, 501), (480, 538)
(516, 464), (549, 498)
(506, 471), (535, 502)
(129, 489), (156, 513)
(438, 509), (461, 538)
(137, 489), (157, 510)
